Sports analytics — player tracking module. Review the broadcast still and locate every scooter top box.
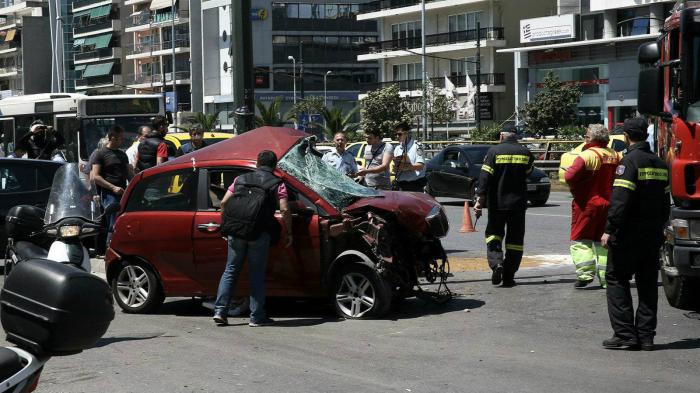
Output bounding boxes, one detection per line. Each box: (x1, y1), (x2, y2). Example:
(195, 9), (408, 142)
(5, 205), (45, 238)
(0, 259), (115, 356)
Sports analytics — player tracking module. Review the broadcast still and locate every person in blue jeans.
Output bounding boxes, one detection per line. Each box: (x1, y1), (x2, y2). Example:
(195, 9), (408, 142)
(213, 151), (293, 327)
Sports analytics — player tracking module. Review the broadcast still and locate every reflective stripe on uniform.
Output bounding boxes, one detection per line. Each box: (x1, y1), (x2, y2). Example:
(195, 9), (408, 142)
(482, 164), (494, 174)
(575, 260), (596, 268)
(613, 179), (637, 190)
(638, 167), (668, 181)
(485, 235), (502, 244)
(505, 243), (524, 252)
(495, 154), (530, 164)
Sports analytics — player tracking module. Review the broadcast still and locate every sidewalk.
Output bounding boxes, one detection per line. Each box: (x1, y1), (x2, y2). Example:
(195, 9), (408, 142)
(91, 257), (106, 279)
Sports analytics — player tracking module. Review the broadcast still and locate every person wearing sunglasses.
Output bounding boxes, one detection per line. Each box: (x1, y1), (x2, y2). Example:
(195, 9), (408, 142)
(392, 122), (426, 192)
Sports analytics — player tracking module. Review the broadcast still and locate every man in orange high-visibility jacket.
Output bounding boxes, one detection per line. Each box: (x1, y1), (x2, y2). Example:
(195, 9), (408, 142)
(565, 124), (621, 289)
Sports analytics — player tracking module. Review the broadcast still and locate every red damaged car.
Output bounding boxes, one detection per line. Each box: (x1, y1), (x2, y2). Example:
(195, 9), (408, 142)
(105, 127), (450, 319)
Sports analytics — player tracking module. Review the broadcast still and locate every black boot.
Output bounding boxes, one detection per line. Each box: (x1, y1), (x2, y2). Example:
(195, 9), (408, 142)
(602, 336), (639, 350)
(491, 264), (503, 285)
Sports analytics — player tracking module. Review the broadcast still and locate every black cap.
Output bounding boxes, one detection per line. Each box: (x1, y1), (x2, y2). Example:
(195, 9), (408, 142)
(623, 117), (648, 141)
(502, 124), (517, 134)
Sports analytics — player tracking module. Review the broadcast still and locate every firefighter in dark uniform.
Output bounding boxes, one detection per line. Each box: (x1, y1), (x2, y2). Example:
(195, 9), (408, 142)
(474, 126), (534, 287)
(601, 117), (670, 351)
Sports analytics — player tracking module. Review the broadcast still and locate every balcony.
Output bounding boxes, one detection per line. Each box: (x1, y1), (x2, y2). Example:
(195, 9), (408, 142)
(126, 38), (190, 59)
(74, 19), (118, 35)
(75, 74), (116, 88)
(73, 0), (112, 10)
(0, 64), (19, 77)
(125, 9), (189, 31)
(0, 1), (47, 16)
(0, 15), (19, 29)
(127, 71), (191, 87)
(357, 0), (487, 21)
(0, 41), (18, 54)
(74, 47), (119, 62)
(359, 73), (505, 93)
(359, 27), (504, 60)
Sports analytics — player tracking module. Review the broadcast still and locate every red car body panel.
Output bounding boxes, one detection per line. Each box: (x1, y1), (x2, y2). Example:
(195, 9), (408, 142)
(107, 127), (440, 299)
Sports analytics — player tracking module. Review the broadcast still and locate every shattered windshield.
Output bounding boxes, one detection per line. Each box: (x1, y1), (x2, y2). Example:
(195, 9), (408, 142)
(279, 137), (380, 210)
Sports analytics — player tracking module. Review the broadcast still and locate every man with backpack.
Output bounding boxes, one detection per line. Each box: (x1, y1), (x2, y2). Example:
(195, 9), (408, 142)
(213, 150), (292, 327)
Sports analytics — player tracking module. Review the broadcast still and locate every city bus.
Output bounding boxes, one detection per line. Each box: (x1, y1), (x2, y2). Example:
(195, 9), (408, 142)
(0, 93), (164, 164)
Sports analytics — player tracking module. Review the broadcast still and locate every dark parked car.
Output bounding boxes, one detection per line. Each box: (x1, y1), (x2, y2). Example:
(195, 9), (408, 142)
(0, 158), (64, 249)
(105, 127), (450, 319)
(425, 144), (551, 206)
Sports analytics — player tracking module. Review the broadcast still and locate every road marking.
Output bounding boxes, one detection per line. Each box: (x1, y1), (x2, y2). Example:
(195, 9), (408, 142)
(527, 213), (570, 218)
(546, 200), (571, 203)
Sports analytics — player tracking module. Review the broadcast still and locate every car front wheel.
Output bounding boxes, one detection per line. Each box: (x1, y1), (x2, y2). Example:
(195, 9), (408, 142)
(661, 269), (700, 311)
(332, 263), (392, 319)
(112, 261), (164, 314)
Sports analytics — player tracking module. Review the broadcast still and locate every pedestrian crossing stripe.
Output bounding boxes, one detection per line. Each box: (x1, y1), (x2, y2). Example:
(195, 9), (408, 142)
(638, 167), (668, 181)
(495, 155), (530, 164)
(613, 179), (637, 190)
(482, 164), (494, 174)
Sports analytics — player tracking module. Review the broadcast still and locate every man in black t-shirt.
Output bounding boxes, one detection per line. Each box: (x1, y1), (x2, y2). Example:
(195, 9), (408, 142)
(90, 126), (133, 247)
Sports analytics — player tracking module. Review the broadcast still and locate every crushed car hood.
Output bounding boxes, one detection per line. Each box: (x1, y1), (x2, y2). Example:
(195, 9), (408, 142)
(343, 191), (440, 233)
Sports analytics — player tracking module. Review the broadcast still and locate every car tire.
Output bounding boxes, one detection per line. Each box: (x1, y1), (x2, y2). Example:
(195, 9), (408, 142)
(661, 269), (700, 311)
(112, 261), (165, 314)
(331, 263), (392, 319)
(529, 198), (548, 207)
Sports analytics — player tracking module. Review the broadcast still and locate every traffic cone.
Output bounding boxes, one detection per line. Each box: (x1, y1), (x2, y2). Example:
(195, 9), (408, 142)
(459, 201), (476, 233)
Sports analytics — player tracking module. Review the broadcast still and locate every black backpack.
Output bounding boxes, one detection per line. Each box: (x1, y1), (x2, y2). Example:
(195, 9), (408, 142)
(221, 170), (281, 241)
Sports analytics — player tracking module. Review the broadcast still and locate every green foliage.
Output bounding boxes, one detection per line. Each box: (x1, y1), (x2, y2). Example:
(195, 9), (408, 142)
(521, 72), (583, 135)
(315, 106), (360, 140)
(360, 84), (412, 136)
(426, 84), (457, 125)
(174, 111), (220, 133)
(288, 96), (325, 121)
(556, 125), (586, 139)
(255, 97), (287, 127)
(469, 123), (502, 141)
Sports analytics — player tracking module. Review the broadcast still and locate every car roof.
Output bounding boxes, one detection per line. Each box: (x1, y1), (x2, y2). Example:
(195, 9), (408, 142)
(165, 126), (308, 165)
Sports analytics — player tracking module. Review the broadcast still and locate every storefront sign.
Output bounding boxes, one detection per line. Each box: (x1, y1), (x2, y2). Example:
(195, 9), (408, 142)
(520, 14), (575, 43)
(478, 93), (493, 121)
(250, 8), (268, 20)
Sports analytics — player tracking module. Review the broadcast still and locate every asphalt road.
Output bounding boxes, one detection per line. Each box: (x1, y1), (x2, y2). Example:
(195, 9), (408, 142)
(4, 191), (700, 393)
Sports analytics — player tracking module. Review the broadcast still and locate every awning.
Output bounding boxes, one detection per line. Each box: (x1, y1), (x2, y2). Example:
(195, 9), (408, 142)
(149, 0), (174, 11)
(74, 64), (87, 71)
(83, 62), (114, 78)
(92, 33), (112, 49)
(73, 38), (85, 46)
(73, 9), (91, 18)
(90, 5), (111, 19)
(4, 29), (16, 42)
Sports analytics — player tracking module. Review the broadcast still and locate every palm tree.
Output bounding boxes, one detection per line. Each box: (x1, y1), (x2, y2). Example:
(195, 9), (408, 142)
(316, 106), (360, 140)
(255, 96), (287, 127)
(194, 111), (220, 133)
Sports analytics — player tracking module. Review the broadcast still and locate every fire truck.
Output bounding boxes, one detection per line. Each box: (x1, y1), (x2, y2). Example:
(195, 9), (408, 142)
(637, 0), (700, 311)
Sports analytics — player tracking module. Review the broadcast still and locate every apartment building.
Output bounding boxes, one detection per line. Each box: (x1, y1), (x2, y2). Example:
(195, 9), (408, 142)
(124, 0), (200, 112)
(71, 0), (128, 94)
(0, 0), (52, 97)
(500, 0), (675, 128)
(200, 0), (379, 129)
(355, 0), (555, 124)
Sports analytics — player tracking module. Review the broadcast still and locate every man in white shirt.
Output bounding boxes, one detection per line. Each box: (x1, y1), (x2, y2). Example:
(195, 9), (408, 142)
(322, 132), (358, 176)
(126, 125), (151, 171)
(392, 122), (426, 192)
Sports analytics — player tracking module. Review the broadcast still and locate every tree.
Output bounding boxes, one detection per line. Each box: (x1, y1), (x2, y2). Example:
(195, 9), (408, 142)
(360, 84), (412, 137)
(521, 72), (583, 135)
(255, 96), (287, 127)
(175, 111), (220, 133)
(315, 106), (360, 140)
(469, 123), (502, 141)
(288, 96), (325, 122)
(425, 84), (457, 126)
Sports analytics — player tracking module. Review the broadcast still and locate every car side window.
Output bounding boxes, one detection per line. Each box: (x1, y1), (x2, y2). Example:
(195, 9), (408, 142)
(285, 184), (317, 213)
(206, 168), (249, 210)
(126, 169), (198, 212)
(346, 143), (361, 158)
(0, 165), (34, 193)
(611, 139), (627, 152)
(442, 150), (460, 168)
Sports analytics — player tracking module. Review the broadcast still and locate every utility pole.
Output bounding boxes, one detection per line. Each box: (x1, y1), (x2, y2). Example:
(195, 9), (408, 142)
(232, 0), (254, 133)
(421, 0), (427, 139)
(476, 21), (481, 134)
(171, 0), (178, 125)
(298, 42), (304, 99)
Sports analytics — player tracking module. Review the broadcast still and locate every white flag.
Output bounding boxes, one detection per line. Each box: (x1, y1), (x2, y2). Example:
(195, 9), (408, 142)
(444, 74), (460, 112)
(461, 74), (476, 120)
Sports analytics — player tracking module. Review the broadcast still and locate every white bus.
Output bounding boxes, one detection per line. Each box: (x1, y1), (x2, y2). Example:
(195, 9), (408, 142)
(0, 93), (164, 163)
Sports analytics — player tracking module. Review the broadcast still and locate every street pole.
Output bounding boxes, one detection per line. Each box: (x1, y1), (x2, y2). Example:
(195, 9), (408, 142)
(298, 42), (304, 99)
(324, 70), (331, 107)
(288, 56), (296, 105)
(232, 0), (254, 134)
(171, 0), (178, 125)
(421, 0), (427, 139)
(476, 21), (481, 134)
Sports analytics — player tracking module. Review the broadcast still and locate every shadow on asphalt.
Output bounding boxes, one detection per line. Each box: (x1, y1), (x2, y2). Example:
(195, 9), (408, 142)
(94, 334), (170, 348)
(529, 203), (561, 208)
(388, 297), (485, 320)
(447, 273), (577, 286)
(654, 338), (700, 350)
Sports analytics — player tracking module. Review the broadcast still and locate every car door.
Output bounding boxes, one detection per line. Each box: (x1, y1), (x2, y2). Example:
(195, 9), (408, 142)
(427, 148), (473, 198)
(118, 168), (199, 294)
(192, 168), (322, 296)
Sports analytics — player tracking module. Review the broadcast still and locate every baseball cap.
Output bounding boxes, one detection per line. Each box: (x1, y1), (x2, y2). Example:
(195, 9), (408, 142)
(623, 117), (648, 141)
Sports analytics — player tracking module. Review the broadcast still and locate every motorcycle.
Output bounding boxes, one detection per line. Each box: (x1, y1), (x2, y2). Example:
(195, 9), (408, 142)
(4, 163), (118, 275)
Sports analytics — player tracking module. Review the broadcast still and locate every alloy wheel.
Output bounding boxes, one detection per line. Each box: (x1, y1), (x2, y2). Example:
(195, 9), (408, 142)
(335, 272), (376, 318)
(116, 265), (151, 309)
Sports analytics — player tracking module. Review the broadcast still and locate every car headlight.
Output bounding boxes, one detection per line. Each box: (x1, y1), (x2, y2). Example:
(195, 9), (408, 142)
(58, 225), (81, 238)
(539, 177), (550, 183)
(672, 219), (690, 240)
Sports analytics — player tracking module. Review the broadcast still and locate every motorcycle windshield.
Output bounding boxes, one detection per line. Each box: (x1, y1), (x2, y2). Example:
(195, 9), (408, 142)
(44, 163), (102, 225)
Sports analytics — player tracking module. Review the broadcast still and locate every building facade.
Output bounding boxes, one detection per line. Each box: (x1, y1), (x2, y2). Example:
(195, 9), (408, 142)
(200, 0), (379, 129)
(500, 0), (675, 129)
(0, 0), (53, 97)
(355, 0), (556, 127)
(71, 0), (129, 94)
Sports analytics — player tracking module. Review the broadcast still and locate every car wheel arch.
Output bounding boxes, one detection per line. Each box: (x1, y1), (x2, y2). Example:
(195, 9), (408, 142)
(107, 254), (163, 287)
(324, 249), (376, 288)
